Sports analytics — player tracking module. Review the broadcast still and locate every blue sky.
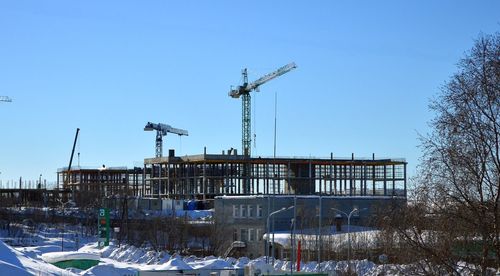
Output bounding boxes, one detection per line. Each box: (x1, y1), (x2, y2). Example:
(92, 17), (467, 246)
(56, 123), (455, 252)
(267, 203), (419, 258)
(0, 1), (499, 185)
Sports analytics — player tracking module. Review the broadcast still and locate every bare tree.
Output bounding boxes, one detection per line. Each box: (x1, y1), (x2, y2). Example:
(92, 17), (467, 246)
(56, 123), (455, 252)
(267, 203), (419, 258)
(206, 216), (231, 256)
(383, 32), (500, 274)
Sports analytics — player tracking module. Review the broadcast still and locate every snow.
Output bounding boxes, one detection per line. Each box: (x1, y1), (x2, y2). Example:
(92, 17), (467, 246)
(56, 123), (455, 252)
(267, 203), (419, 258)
(155, 255), (192, 270)
(0, 238), (24, 267)
(233, 257), (250, 268)
(0, 240), (76, 275)
(188, 258), (233, 269)
(41, 251), (100, 263)
(81, 264), (137, 276)
(246, 259), (275, 275)
(0, 223), (495, 276)
(9, 206), (214, 222)
(265, 225), (380, 250)
(0, 259), (33, 276)
(217, 195), (403, 200)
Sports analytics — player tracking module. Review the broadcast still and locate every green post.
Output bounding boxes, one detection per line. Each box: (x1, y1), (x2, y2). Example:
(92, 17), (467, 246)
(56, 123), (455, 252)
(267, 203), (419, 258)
(98, 208), (110, 247)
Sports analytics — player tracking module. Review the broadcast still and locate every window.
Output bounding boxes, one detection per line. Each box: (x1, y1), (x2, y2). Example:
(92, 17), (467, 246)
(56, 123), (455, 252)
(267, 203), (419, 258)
(240, 228), (248, 242)
(233, 205), (239, 218)
(248, 205), (254, 218)
(248, 228), (255, 242)
(233, 228), (238, 241)
(257, 205), (263, 218)
(256, 229), (263, 241)
(240, 204), (247, 218)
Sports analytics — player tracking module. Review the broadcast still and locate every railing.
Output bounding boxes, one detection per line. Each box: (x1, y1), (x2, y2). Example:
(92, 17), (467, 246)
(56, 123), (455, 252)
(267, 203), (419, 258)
(57, 166), (129, 172)
(253, 155), (406, 162)
(0, 180), (58, 190)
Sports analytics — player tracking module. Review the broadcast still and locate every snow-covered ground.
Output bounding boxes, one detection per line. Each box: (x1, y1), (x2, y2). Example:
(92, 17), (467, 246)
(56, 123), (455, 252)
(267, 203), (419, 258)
(0, 223), (488, 275)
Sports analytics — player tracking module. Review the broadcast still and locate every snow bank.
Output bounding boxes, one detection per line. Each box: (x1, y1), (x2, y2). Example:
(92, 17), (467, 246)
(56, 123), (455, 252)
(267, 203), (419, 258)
(267, 229), (380, 250)
(189, 258), (232, 269)
(41, 251), (100, 263)
(99, 243), (170, 265)
(98, 243), (118, 257)
(0, 239), (24, 268)
(233, 257), (249, 268)
(156, 255), (192, 270)
(354, 259), (377, 275)
(16, 245), (61, 260)
(247, 259), (275, 275)
(0, 260), (32, 276)
(81, 263), (137, 276)
(78, 242), (101, 253)
(0, 240), (75, 275)
(110, 245), (145, 262)
(4, 225), (498, 276)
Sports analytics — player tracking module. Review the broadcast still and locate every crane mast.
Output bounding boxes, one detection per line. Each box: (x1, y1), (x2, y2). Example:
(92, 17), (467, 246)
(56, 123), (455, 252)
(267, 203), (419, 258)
(144, 122), (188, 157)
(229, 62), (297, 157)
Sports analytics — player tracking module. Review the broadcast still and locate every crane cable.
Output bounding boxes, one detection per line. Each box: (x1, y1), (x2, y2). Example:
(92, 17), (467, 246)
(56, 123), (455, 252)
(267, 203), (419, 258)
(179, 135), (183, 155)
(253, 84), (257, 155)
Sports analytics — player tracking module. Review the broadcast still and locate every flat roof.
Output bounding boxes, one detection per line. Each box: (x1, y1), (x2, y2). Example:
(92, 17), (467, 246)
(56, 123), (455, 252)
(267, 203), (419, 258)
(144, 153), (406, 166)
(57, 166), (129, 172)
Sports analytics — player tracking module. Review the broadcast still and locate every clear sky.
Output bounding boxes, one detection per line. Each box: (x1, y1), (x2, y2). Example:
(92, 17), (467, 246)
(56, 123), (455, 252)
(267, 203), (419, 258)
(0, 1), (499, 186)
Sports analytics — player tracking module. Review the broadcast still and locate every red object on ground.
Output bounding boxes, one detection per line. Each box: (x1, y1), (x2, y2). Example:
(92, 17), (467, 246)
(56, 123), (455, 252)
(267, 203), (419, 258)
(297, 240), (301, 271)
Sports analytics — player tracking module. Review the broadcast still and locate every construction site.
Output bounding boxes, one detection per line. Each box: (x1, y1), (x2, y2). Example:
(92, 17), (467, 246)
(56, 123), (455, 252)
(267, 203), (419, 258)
(1, 63), (407, 209)
(1, 63), (407, 207)
(45, 63), (406, 207)
(1, 63), (407, 259)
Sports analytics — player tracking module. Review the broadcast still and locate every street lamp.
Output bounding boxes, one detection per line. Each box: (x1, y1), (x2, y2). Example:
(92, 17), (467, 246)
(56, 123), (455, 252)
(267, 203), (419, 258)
(266, 205), (294, 264)
(331, 207), (367, 274)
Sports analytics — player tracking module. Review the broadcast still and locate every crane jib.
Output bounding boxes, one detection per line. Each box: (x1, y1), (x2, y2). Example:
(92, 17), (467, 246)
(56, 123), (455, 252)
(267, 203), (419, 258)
(246, 62), (297, 91)
(228, 62), (297, 97)
(144, 122), (188, 157)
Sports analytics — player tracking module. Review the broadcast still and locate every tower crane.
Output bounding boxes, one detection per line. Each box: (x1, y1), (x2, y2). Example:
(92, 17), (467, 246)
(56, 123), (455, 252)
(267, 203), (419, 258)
(0, 96), (12, 102)
(144, 122), (188, 158)
(229, 62), (297, 157)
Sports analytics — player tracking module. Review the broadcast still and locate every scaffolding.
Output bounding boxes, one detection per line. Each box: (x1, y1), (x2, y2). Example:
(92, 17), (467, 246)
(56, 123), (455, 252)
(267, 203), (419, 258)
(143, 151), (407, 200)
(56, 166), (145, 202)
(57, 151), (406, 203)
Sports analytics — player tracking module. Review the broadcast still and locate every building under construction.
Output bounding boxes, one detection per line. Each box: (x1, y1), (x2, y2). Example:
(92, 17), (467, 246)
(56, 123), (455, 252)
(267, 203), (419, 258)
(143, 149), (406, 199)
(58, 148), (406, 202)
(56, 166), (144, 205)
